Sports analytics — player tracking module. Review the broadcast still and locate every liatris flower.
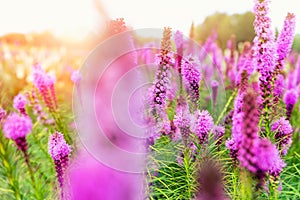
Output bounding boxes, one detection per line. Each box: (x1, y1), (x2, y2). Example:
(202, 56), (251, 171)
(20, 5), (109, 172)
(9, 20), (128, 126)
(271, 117), (293, 155)
(238, 90), (285, 186)
(295, 56), (300, 86)
(174, 99), (191, 145)
(196, 156), (227, 200)
(3, 112), (32, 152)
(0, 107), (6, 122)
(253, 0), (276, 122)
(212, 125), (225, 147)
(284, 89), (299, 120)
(151, 27), (173, 113)
(182, 57), (201, 107)
(276, 13), (296, 67)
(226, 94), (244, 160)
(193, 110), (213, 144)
(226, 70), (248, 160)
(211, 80), (219, 108)
(32, 63), (57, 112)
(70, 70), (82, 84)
(48, 132), (71, 199)
(13, 93), (27, 115)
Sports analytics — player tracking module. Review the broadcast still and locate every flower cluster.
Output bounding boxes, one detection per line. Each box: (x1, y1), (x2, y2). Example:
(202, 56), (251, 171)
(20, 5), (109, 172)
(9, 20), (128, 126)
(272, 117), (293, 155)
(182, 57), (202, 105)
(283, 89), (299, 120)
(3, 112), (32, 151)
(193, 110), (214, 144)
(48, 131), (71, 197)
(32, 63), (57, 112)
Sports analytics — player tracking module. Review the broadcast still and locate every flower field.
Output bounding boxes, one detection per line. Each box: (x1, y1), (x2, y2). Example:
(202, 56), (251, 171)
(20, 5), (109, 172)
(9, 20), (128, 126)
(0, 0), (300, 199)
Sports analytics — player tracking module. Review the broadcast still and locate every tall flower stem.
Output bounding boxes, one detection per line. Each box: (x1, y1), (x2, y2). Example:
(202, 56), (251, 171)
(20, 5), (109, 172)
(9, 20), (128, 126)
(215, 89), (237, 125)
(21, 148), (42, 200)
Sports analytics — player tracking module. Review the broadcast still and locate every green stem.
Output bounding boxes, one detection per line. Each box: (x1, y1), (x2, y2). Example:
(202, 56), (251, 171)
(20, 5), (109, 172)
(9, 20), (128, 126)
(183, 148), (192, 198)
(22, 150), (42, 200)
(215, 89), (237, 125)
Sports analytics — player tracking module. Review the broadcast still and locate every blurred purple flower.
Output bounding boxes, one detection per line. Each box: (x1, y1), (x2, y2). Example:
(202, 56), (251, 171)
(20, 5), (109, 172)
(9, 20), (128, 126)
(211, 80), (219, 107)
(0, 107), (6, 122)
(212, 125), (225, 146)
(273, 74), (285, 104)
(276, 13), (296, 64)
(71, 70), (82, 84)
(272, 117), (293, 155)
(284, 89), (299, 120)
(67, 150), (144, 200)
(13, 93), (27, 115)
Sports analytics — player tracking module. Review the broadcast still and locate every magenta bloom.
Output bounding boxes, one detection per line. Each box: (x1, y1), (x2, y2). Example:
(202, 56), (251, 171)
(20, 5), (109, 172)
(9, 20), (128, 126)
(253, 0), (276, 115)
(193, 110), (213, 144)
(284, 89), (299, 120)
(3, 112), (32, 141)
(32, 63), (57, 112)
(182, 57), (201, 105)
(3, 112), (32, 151)
(276, 13), (296, 64)
(13, 93), (27, 115)
(238, 90), (285, 185)
(272, 117), (293, 155)
(48, 131), (71, 198)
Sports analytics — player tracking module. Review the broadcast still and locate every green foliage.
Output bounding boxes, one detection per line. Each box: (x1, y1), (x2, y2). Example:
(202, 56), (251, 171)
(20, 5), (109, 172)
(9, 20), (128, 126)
(195, 12), (255, 49)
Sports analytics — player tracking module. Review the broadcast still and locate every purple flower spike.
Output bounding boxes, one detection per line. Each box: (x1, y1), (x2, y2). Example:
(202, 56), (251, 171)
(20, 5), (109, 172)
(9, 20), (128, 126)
(182, 57), (202, 106)
(272, 117), (293, 155)
(253, 0), (276, 121)
(13, 93), (27, 115)
(151, 28), (173, 113)
(32, 63), (57, 112)
(276, 13), (296, 64)
(193, 110), (214, 144)
(48, 132), (72, 198)
(3, 113), (32, 152)
(284, 89), (299, 120)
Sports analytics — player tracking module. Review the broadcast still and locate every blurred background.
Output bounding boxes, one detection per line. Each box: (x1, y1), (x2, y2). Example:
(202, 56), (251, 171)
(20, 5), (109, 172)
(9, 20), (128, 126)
(1, 0), (300, 105)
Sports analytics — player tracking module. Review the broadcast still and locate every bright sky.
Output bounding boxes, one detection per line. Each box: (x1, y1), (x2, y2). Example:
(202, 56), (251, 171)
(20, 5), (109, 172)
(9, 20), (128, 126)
(0, 0), (300, 40)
